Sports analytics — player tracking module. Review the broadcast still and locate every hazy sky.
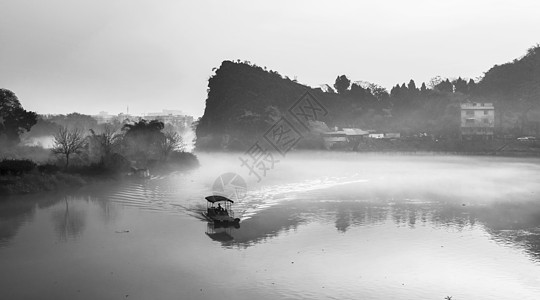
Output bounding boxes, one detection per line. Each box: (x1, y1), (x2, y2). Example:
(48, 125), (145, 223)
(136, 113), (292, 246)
(1, 0), (539, 118)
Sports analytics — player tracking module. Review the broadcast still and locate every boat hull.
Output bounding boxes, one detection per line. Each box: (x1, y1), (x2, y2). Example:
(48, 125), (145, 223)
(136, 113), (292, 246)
(202, 212), (240, 224)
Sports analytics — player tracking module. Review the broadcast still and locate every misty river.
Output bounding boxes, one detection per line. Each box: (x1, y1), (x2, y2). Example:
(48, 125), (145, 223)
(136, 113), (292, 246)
(1, 152), (540, 299)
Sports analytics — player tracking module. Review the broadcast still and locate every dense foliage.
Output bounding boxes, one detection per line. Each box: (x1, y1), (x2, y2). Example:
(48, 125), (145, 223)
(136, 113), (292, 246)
(0, 159), (36, 176)
(122, 119), (165, 162)
(0, 89), (38, 145)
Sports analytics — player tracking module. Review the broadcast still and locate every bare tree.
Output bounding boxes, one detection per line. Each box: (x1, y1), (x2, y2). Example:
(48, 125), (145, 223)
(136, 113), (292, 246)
(89, 124), (122, 161)
(52, 127), (86, 168)
(159, 130), (185, 160)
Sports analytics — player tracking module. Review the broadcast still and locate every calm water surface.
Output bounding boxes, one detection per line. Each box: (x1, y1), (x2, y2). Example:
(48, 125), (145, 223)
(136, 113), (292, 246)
(1, 153), (540, 299)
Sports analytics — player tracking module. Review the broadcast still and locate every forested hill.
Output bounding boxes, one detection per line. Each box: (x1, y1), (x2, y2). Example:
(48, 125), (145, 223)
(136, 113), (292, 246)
(196, 45), (540, 150)
(475, 45), (540, 109)
(195, 61), (349, 150)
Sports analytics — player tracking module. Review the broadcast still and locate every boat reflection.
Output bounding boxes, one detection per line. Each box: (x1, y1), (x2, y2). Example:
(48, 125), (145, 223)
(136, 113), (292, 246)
(205, 223), (235, 244)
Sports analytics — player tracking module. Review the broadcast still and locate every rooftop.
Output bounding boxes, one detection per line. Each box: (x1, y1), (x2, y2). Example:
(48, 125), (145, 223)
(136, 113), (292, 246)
(461, 102), (494, 109)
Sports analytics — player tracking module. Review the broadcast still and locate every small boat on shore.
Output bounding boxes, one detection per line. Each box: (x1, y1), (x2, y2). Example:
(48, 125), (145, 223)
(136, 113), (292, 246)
(202, 195), (240, 225)
(128, 167), (150, 178)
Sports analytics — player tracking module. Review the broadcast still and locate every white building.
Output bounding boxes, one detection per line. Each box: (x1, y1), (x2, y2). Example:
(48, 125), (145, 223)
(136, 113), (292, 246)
(460, 102), (495, 140)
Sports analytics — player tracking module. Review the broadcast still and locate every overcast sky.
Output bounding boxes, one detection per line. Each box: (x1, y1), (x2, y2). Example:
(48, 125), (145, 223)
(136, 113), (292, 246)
(1, 0), (539, 118)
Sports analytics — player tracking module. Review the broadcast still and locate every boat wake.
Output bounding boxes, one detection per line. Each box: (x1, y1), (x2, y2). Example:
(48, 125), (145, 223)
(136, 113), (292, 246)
(233, 176), (368, 221)
(100, 174), (368, 221)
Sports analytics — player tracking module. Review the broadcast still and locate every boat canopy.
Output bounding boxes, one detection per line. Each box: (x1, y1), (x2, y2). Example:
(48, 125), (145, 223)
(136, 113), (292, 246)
(205, 195), (234, 203)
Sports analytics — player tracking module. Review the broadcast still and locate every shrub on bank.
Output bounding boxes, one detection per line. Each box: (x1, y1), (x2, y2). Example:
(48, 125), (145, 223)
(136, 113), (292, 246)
(0, 159), (37, 176)
(37, 163), (60, 174)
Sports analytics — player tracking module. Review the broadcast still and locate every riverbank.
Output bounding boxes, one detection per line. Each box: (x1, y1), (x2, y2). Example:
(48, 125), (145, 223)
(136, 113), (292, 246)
(350, 138), (540, 156)
(0, 150), (201, 196)
(0, 172), (100, 196)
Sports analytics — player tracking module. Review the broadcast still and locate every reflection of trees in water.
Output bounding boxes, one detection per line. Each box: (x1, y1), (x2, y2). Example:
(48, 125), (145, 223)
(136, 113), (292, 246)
(92, 195), (118, 224)
(51, 197), (87, 241)
(331, 201), (388, 232)
(1, 192), (114, 246)
(352, 199), (540, 262)
(206, 196), (540, 263)
(0, 193), (61, 247)
(390, 202), (477, 230)
(0, 201), (36, 247)
(469, 201), (540, 262)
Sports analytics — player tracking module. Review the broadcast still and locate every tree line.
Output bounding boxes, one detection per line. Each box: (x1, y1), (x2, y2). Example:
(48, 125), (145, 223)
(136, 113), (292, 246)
(1, 88), (197, 175)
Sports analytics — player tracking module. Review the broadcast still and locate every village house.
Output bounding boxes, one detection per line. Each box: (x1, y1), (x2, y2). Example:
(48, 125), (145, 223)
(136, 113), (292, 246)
(460, 102), (495, 140)
(321, 128), (369, 149)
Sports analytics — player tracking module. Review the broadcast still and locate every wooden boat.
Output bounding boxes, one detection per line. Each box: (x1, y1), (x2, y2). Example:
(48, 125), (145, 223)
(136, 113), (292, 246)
(202, 195), (240, 225)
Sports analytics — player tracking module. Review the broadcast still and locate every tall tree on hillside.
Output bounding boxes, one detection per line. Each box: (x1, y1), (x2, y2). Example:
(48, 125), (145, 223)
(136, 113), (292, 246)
(453, 77), (468, 94)
(0, 88), (38, 144)
(367, 83), (390, 109)
(350, 83), (368, 98)
(367, 83), (390, 101)
(400, 83), (407, 90)
(350, 83), (377, 108)
(390, 84), (402, 97)
(428, 76), (443, 89)
(467, 79), (476, 93)
(420, 82), (428, 92)
(334, 75), (351, 94)
(435, 79), (453, 93)
(407, 79), (418, 92)
(52, 127), (86, 168)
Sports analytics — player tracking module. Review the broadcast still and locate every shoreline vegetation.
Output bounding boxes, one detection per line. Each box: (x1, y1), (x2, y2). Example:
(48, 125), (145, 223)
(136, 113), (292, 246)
(0, 150), (200, 196)
(2, 89), (200, 196)
(0, 117), (200, 197)
(0, 153), (200, 196)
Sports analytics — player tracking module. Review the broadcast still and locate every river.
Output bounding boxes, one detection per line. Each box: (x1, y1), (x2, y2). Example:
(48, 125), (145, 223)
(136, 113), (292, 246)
(1, 152), (540, 299)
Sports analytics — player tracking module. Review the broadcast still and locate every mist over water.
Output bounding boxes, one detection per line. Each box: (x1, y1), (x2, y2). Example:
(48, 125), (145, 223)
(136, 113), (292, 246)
(197, 152), (540, 212)
(1, 152), (540, 299)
